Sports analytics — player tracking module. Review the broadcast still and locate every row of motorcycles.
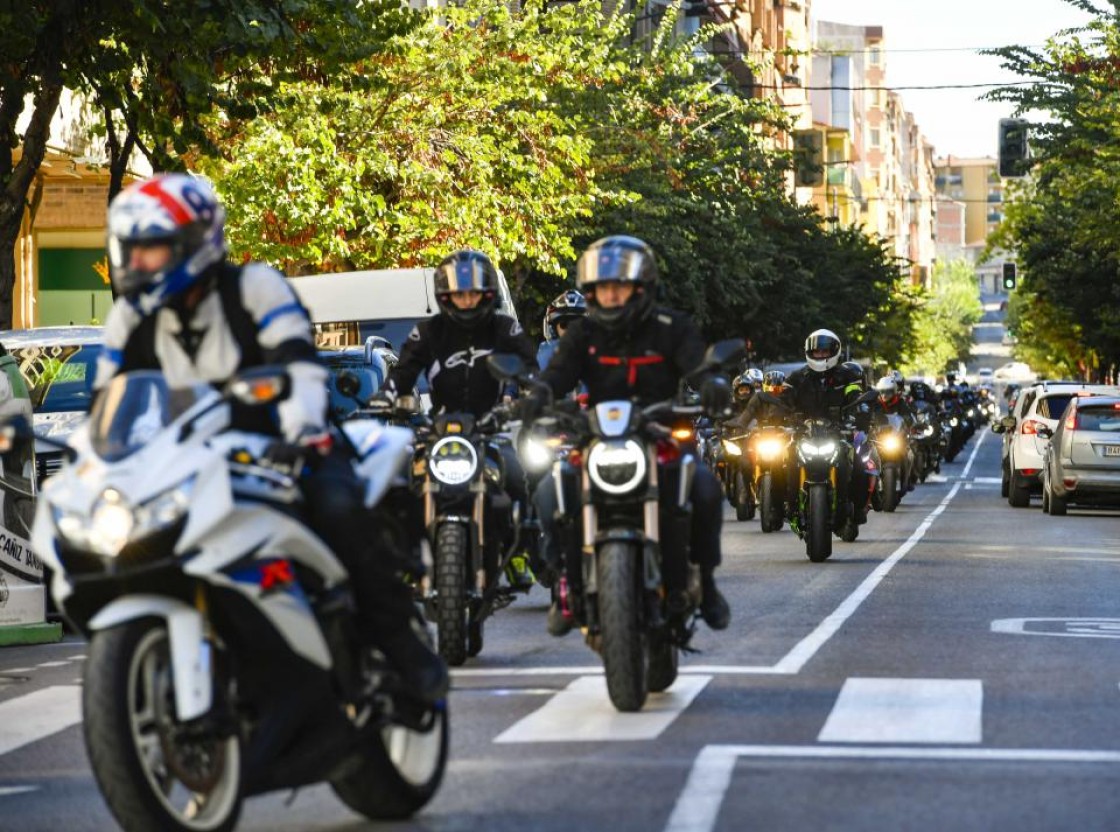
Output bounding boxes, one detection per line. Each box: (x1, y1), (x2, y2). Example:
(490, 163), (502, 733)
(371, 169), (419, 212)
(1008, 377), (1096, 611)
(702, 380), (991, 563)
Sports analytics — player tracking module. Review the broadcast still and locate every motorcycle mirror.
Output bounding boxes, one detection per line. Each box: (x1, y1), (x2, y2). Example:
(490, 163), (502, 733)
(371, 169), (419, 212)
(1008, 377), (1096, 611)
(225, 367), (292, 406)
(999, 415), (1016, 430)
(698, 339), (747, 373)
(335, 370), (362, 399)
(487, 353), (529, 383)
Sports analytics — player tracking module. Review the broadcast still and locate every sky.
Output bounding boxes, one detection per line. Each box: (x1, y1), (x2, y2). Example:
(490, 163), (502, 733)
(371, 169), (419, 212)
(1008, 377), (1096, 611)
(809, 0), (1097, 159)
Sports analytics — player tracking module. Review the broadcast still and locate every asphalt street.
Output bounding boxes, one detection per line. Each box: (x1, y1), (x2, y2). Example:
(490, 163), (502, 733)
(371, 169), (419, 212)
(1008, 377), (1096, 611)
(2, 299), (1118, 831)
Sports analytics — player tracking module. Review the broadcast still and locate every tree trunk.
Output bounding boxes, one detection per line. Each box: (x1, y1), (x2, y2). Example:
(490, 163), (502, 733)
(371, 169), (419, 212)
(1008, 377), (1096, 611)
(0, 81), (64, 330)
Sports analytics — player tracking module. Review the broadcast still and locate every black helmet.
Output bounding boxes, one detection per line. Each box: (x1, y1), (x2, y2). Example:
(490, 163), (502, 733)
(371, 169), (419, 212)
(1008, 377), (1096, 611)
(576, 235), (657, 331)
(909, 381), (931, 401)
(762, 369), (786, 392)
(542, 290), (587, 341)
(433, 250), (500, 327)
(805, 329), (842, 373)
(732, 370), (759, 403)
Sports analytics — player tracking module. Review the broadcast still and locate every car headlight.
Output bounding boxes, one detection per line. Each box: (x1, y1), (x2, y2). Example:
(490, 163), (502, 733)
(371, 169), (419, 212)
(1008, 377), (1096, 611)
(755, 437), (784, 461)
(429, 436), (478, 485)
(722, 438), (743, 457)
(799, 440), (837, 459)
(587, 439), (647, 495)
(53, 479), (195, 558)
(880, 433), (902, 453)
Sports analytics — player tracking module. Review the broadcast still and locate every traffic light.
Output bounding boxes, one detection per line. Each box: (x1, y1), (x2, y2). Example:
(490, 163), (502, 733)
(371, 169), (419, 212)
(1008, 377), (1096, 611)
(793, 129), (824, 188)
(998, 119), (1030, 178)
(1002, 262), (1017, 291)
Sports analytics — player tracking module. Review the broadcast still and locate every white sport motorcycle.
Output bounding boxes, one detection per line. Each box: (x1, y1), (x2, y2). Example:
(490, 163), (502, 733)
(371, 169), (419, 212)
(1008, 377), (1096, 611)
(23, 368), (448, 832)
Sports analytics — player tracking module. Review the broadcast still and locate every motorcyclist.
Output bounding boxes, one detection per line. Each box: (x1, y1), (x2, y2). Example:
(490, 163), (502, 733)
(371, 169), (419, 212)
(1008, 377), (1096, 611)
(785, 330), (872, 530)
(537, 290), (587, 371)
(94, 173), (448, 703)
(726, 370), (791, 432)
(525, 235), (733, 635)
(873, 375), (918, 492)
(377, 249), (539, 588)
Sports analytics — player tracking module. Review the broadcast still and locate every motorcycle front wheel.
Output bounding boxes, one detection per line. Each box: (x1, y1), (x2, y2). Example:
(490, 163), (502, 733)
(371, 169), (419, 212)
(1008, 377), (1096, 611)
(597, 541), (648, 712)
(734, 470), (756, 522)
(881, 465), (899, 512)
(331, 703), (448, 820)
(434, 523), (470, 666)
(759, 471), (780, 533)
(806, 483), (833, 563)
(83, 619), (242, 832)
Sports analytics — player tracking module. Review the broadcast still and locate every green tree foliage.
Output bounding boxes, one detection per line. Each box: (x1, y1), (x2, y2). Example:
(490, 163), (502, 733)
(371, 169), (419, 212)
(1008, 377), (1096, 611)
(899, 259), (983, 378)
(986, 0), (1120, 379)
(0, 0), (413, 328)
(204, 0), (915, 357)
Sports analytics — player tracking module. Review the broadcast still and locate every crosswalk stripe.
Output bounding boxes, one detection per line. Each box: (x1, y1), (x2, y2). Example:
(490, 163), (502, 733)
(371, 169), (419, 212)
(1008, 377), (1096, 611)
(818, 678), (983, 744)
(0, 686), (82, 756)
(494, 675), (711, 743)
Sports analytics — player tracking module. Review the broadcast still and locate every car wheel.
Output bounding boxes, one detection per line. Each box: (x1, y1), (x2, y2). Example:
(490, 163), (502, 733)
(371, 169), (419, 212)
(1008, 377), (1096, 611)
(1000, 461), (1010, 498)
(1008, 469), (1031, 508)
(1048, 484), (1068, 516)
(1041, 483), (1050, 514)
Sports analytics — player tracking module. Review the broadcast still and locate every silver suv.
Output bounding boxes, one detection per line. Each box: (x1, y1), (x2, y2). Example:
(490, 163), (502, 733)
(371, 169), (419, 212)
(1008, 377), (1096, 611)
(1040, 395), (1120, 514)
(993, 381), (1120, 507)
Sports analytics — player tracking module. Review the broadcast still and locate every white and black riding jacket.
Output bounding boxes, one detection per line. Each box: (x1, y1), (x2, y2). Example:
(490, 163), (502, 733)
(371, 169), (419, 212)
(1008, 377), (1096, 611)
(94, 262), (328, 441)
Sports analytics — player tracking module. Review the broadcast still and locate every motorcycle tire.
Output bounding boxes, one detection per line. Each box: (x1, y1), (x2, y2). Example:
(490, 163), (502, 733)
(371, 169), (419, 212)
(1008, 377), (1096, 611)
(597, 541), (649, 712)
(434, 523), (470, 667)
(882, 466), (899, 513)
(759, 471), (777, 533)
(647, 629), (679, 693)
(331, 702), (449, 820)
(806, 484), (833, 563)
(735, 470), (755, 522)
(84, 619), (243, 832)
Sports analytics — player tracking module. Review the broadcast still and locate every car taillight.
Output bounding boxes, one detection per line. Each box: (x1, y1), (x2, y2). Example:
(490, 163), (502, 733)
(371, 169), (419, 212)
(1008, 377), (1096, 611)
(1021, 419), (1045, 435)
(1064, 410), (1078, 430)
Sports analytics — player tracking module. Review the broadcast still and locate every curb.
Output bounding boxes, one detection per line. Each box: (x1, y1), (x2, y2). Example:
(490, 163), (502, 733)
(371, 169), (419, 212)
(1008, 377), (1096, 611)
(0, 622), (64, 647)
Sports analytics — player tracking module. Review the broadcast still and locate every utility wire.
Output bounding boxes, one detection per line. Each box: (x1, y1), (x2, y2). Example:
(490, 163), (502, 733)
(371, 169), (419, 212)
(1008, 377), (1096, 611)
(754, 81), (1042, 91)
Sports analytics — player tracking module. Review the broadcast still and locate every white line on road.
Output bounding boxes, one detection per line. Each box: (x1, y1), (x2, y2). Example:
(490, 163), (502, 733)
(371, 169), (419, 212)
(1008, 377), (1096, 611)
(36, 662), (70, 668)
(0, 786), (38, 797)
(0, 686), (82, 757)
(817, 678), (983, 744)
(664, 742), (1120, 832)
(771, 480), (965, 674)
(959, 430), (986, 479)
(494, 675), (711, 743)
(0, 669), (33, 675)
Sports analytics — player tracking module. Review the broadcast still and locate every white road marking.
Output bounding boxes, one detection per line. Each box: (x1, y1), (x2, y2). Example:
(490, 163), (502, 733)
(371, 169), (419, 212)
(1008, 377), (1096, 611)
(0, 668), (33, 675)
(817, 678), (983, 744)
(973, 476), (1003, 484)
(959, 429), (986, 478)
(0, 786), (38, 797)
(664, 743), (1120, 832)
(453, 665), (784, 678)
(494, 675), (710, 743)
(67, 655), (86, 661)
(772, 480), (965, 674)
(992, 618), (1120, 639)
(36, 662), (69, 668)
(0, 687), (82, 756)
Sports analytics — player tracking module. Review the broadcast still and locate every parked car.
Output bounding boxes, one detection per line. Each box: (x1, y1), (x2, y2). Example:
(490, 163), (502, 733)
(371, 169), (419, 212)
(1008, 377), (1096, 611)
(992, 380), (1120, 507)
(1040, 395), (1120, 515)
(0, 327), (103, 484)
(994, 361), (1034, 381)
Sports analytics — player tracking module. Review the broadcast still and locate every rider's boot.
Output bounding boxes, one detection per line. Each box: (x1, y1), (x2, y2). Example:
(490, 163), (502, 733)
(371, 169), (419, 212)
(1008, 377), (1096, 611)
(699, 568), (730, 631)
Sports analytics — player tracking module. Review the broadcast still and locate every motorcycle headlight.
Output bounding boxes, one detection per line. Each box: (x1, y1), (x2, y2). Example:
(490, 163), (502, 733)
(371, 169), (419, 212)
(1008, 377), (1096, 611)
(799, 440), (837, 459)
(587, 439), (647, 495)
(429, 436), (478, 485)
(722, 438), (743, 457)
(922, 426), (934, 437)
(53, 479), (195, 558)
(522, 437), (555, 471)
(755, 437), (784, 461)
(880, 433), (902, 453)
(950, 418), (959, 427)
(968, 409), (976, 417)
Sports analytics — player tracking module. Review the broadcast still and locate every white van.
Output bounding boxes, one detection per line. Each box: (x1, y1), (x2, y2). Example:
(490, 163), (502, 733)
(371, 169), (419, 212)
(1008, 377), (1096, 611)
(286, 267), (520, 353)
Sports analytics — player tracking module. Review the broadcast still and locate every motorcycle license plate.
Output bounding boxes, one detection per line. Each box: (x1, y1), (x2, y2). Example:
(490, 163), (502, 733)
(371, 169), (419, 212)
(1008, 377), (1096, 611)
(1103, 446), (1120, 457)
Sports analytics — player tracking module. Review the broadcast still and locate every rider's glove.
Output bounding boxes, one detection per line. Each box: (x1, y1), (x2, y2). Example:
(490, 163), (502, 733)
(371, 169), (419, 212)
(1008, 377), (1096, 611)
(263, 430), (333, 474)
(700, 376), (732, 417)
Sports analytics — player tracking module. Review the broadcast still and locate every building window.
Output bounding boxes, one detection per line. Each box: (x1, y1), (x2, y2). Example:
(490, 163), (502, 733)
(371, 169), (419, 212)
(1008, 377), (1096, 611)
(869, 46), (881, 65)
(870, 128), (881, 147)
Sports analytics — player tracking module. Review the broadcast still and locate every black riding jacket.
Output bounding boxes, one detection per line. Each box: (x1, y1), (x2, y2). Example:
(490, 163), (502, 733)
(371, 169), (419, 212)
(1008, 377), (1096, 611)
(386, 313), (535, 417)
(785, 363), (865, 422)
(539, 308), (708, 406)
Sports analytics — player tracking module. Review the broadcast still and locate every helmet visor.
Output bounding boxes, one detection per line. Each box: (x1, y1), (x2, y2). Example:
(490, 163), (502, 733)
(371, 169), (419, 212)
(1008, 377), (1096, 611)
(435, 259), (494, 293)
(579, 247), (648, 286)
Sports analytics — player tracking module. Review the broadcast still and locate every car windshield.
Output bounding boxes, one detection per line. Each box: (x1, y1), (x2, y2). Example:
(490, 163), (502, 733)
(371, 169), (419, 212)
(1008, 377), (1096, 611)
(10, 343), (102, 413)
(1076, 405), (1120, 432)
(88, 372), (211, 462)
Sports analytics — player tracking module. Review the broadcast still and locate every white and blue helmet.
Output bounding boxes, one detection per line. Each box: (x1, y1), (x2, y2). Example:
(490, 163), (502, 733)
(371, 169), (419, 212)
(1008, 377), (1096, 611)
(107, 173), (227, 312)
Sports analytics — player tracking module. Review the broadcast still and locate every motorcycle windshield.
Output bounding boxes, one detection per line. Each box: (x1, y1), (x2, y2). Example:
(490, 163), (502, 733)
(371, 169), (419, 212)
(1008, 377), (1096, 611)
(88, 372), (212, 462)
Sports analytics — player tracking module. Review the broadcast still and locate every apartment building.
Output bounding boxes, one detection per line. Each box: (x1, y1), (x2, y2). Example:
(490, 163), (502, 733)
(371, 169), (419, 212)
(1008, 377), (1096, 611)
(934, 155), (1009, 293)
